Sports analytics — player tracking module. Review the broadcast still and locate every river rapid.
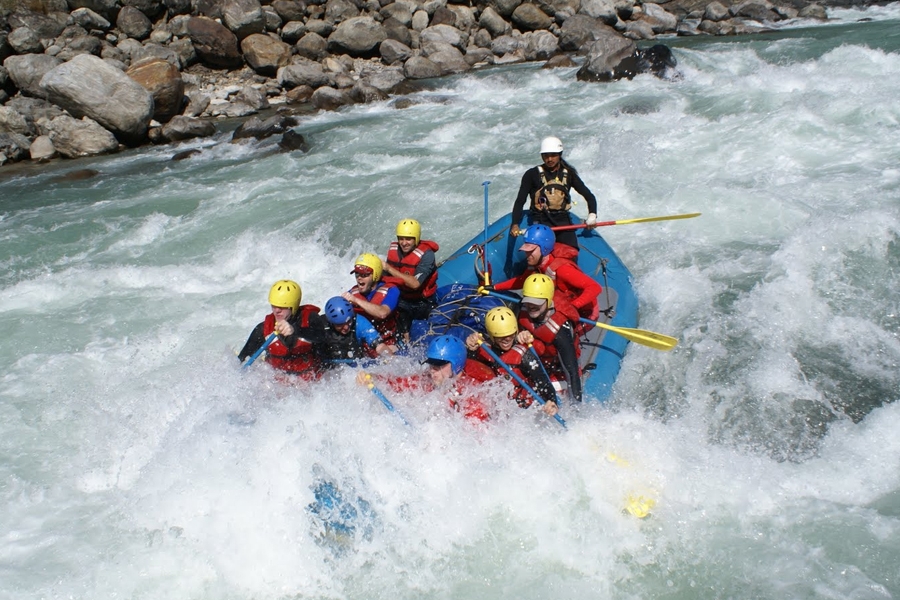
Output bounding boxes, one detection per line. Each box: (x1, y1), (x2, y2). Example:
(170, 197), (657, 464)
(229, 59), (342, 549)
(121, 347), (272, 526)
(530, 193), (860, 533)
(2, 6), (900, 599)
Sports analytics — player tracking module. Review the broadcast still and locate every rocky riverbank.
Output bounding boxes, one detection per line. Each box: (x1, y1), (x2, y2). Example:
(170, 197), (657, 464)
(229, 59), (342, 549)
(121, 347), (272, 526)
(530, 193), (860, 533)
(0, 0), (871, 168)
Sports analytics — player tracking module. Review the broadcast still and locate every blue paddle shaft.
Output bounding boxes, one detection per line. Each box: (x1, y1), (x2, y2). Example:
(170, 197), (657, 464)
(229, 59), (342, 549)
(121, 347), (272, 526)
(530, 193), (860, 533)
(242, 332), (277, 369)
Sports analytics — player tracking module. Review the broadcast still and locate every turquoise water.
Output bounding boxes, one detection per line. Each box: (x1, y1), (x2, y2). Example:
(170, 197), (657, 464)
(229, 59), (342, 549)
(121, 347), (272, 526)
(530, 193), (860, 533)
(2, 6), (900, 598)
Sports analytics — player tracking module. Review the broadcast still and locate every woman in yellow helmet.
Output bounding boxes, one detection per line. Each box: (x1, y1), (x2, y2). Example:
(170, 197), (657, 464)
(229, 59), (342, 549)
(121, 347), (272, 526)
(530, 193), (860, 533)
(465, 306), (558, 416)
(516, 274), (584, 402)
(238, 279), (324, 379)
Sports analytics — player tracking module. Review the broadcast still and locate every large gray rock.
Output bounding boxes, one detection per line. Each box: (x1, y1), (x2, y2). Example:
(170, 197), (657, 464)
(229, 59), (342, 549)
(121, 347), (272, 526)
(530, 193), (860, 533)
(0, 106), (33, 136)
(241, 33), (292, 76)
(524, 30), (559, 60)
(489, 0), (524, 18)
(295, 32), (329, 60)
(310, 86), (351, 111)
(379, 39), (413, 64)
(223, 0), (266, 39)
(161, 115), (216, 141)
(558, 14), (615, 52)
(122, 0), (166, 19)
(68, 0), (120, 21)
(641, 3), (678, 32)
(3, 54), (64, 99)
(277, 59), (331, 89)
(327, 17), (387, 56)
(579, 0), (619, 23)
(8, 27), (45, 55)
(421, 24), (468, 50)
(116, 6), (153, 40)
(403, 55), (442, 79)
(575, 32), (635, 81)
(479, 7), (512, 37)
(46, 115), (119, 158)
(8, 10), (68, 39)
(0, 133), (32, 163)
(40, 54), (154, 145)
(126, 58), (185, 123)
(427, 46), (470, 75)
(187, 16), (244, 69)
(30, 135), (57, 161)
(512, 3), (554, 30)
(272, 0), (307, 22)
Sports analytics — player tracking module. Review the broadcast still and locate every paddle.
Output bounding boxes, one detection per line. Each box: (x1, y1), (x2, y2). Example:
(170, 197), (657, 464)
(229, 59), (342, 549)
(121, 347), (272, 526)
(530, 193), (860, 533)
(479, 289), (678, 352)
(550, 212), (701, 232)
(362, 373), (411, 426)
(579, 317), (678, 352)
(242, 332), (277, 369)
(482, 180), (491, 286)
(478, 341), (567, 429)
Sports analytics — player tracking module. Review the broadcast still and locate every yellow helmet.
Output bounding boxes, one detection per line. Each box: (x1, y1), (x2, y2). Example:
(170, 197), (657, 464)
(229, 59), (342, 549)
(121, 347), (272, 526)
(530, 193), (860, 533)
(485, 306), (518, 339)
(353, 252), (383, 282)
(522, 273), (554, 308)
(396, 218), (421, 245)
(268, 279), (302, 314)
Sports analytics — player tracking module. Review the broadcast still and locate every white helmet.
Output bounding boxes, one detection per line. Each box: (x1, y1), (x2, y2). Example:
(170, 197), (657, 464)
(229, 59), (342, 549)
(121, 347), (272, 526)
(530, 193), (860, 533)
(540, 136), (563, 154)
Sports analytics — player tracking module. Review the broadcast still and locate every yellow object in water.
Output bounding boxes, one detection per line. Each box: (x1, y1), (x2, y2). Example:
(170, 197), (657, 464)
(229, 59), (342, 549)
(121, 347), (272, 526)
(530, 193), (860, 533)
(624, 495), (656, 519)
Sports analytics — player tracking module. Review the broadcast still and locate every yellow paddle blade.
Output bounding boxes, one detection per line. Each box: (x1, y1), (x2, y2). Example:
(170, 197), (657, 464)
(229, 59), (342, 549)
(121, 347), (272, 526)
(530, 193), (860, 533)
(613, 212), (701, 226)
(624, 494), (656, 519)
(590, 321), (678, 351)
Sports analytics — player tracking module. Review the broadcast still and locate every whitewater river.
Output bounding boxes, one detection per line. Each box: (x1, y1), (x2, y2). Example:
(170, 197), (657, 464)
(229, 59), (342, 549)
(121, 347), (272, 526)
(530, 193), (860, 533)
(2, 5), (900, 598)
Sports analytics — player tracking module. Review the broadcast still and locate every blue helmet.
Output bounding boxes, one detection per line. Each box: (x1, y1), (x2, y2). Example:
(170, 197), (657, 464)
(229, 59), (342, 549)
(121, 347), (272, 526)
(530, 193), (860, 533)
(522, 224), (555, 257)
(425, 335), (467, 375)
(324, 297), (354, 325)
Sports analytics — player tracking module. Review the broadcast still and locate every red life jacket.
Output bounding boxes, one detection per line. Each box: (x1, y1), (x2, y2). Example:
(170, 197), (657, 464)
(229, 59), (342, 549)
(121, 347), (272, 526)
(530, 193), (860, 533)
(263, 305), (320, 375)
(348, 282), (399, 346)
(518, 296), (581, 362)
(540, 243), (601, 320)
(382, 359), (491, 422)
(383, 240), (439, 300)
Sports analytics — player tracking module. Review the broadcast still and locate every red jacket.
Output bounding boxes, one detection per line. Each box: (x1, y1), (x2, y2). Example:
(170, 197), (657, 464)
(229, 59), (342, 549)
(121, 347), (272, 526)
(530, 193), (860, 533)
(348, 281), (399, 345)
(495, 243), (601, 320)
(381, 358), (493, 422)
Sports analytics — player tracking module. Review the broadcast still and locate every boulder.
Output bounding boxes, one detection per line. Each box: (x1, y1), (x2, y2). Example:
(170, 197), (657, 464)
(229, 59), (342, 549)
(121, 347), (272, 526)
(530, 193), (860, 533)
(68, 0), (119, 22)
(0, 106), (33, 136)
(575, 32), (635, 81)
(524, 30), (559, 60)
(427, 45), (470, 74)
(295, 32), (329, 60)
(272, 0), (307, 22)
(327, 16), (387, 57)
(121, 0), (166, 19)
(126, 58), (185, 123)
(579, 0), (619, 24)
(279, 129), (309, 152)
(40, 54), (154, 145)
(478, 7), (513, 37)
(187, 16), (244, 69)
(641, 3), (678, 32)
(46, 115), (120, 157)
(3, 54), (64, 99)
(278, 59), (331, 88)
(241, 33), (292, 76)
(116, 5), (152, 40)
(160, 115), (217, 141)
(421, 24), (468, 50)
(0, 133), (31, 163)
(8, 27), (45, 55)
(380, 39), (413, 64)
(403, 55), (442, 79)
(30, 135), (57, 161)
(8, 10), (68, 39)
(558, 14), (615, 52)
(490, 0), (524, 18)
(310, 86), (351, 111)
(223, 0), (266, 39)
(512, 3), (554, 31)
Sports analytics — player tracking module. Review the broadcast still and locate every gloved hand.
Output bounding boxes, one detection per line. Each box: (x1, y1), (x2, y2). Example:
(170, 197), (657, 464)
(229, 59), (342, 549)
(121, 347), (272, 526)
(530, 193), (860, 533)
(477, 284), (494, 295)
(586, 213), (597, 226)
